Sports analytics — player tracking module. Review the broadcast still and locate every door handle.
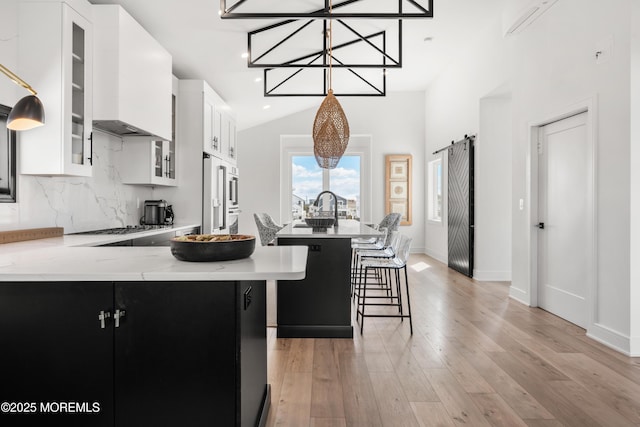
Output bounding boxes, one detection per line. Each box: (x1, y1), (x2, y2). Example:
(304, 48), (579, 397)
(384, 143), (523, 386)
(98, 310), (111, 329)
(114, 309), (126, 328)
(537, 222), (545, 229)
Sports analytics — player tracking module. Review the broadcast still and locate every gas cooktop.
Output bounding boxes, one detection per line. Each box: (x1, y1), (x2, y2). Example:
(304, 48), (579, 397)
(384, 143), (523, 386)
(72, 225), (173, 235)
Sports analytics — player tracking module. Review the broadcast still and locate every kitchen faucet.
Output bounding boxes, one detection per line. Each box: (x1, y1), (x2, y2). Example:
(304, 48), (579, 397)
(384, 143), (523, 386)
(313, 190), (339, 227)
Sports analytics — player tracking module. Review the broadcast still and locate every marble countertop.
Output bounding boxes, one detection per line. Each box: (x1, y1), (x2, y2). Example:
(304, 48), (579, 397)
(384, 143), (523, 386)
(64, 223), (201, 247)
(0, 224), (308, 282)
(277, 219), (381, 239)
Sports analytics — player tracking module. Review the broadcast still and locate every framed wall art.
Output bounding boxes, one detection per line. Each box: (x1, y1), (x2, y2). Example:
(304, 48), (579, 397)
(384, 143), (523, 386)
(385, 154), (412, 225)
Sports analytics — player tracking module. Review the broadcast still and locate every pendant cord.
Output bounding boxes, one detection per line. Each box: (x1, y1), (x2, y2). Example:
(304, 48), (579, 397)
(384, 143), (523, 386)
(328, 0), (333, 91)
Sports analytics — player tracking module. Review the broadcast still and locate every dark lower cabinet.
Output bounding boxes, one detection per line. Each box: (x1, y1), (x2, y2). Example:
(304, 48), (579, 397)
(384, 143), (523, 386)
(0, 280), (267, 427)
(276, 237), (353, 338)
(0, 282), (114, 427)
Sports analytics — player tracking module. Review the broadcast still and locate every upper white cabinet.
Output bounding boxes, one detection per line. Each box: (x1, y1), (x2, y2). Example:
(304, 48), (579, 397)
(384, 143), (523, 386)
(18, 0), (93, 176)
(181, 80), (237, 164)
(225, 113), (237, 162)
(92, 5), (172, 140)
(119, 76), (178, 187)
(119, 137), (176, 186)
(204, 94), (222, 157)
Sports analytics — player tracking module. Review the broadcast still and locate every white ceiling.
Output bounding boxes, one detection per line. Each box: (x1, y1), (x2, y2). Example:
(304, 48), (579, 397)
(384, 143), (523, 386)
(89, 0), (505, 130)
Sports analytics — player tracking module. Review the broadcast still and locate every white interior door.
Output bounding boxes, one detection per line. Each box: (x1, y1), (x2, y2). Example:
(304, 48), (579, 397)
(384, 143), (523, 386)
(537, 112), (591, 328)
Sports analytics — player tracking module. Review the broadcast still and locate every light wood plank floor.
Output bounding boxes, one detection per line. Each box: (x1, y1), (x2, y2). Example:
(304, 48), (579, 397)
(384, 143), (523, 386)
(265, 253), (640, 427)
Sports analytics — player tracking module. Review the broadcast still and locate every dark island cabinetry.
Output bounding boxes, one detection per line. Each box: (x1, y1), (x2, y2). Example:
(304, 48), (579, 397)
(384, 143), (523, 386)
(0, 282), (114, 427)
(0, 280), (267, 427)
(276, 237), (352, 338)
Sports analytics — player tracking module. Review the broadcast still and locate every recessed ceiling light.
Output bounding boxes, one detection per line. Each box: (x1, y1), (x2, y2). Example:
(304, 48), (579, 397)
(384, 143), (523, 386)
(241, 52), (249, 59)
(255, 77), (262, 83)
(263, 105), (271, 110)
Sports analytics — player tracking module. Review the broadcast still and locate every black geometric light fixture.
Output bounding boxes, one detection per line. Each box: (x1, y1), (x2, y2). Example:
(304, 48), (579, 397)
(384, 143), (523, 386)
(0, 63), (45, 131)
(222, 0), (434, 97)
(220, 0), (434, 19)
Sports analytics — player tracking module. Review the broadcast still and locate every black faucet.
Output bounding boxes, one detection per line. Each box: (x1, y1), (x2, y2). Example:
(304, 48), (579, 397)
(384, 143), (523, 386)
(313, 190), (339, 227)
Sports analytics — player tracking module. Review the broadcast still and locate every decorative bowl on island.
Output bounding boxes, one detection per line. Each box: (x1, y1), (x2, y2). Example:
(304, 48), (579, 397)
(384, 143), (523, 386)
(170, 234), (256, 262)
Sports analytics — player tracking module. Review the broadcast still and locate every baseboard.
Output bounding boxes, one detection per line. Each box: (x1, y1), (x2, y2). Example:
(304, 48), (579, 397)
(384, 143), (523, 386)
(587, 322), (631, 356)
(424, 248), (446, 264)
(410, 247), (425, 254)
(473, 269), (512, 282)
(508, 286), (530, 306)
(630, 335), (640, 357)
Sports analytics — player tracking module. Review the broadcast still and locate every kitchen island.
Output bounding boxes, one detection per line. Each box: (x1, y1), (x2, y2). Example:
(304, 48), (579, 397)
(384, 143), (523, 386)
(0, 242), (307, 427)
(276, 219), (380, 338)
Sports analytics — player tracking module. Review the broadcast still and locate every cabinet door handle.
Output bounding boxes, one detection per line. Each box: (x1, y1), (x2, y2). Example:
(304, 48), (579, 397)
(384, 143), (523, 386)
(243, 286), (252, 310)
(114, 309), (126, 328)
(98, 310), (111, 329)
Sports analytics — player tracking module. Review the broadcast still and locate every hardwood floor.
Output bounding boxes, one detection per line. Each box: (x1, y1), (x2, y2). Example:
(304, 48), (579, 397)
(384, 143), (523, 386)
(265, 254), (640, 427)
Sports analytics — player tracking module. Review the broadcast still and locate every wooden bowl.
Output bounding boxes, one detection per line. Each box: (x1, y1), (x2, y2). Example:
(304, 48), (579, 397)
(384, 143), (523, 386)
(170, 234), (256, 262)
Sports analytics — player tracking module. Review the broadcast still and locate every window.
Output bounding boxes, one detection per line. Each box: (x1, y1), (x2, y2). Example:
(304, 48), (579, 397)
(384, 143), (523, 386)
(428, 158), (442, 222)
(282, 135), (371, 223)
(291, 155), (361, 220)
(0, 105), (17, 203)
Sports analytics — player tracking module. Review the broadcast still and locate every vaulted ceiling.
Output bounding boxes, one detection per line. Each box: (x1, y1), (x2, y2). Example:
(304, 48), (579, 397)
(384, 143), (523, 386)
(89, 0), (505, 130)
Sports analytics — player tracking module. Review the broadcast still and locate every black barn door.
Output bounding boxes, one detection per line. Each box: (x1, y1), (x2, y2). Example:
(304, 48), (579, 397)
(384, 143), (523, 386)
(447, 137), (474, 277)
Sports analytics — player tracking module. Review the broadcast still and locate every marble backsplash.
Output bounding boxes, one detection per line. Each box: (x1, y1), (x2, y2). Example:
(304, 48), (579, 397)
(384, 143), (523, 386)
(0, 131), (153, 233)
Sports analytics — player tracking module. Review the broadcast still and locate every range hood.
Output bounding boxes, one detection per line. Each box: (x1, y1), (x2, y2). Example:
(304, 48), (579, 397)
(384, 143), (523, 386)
(92, 5), (172, 140)
(92, 120), (156, 137)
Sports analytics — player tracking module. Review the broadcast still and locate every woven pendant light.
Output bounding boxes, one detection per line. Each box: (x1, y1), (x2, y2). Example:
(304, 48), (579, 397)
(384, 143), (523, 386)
(312, 0), (349, 169)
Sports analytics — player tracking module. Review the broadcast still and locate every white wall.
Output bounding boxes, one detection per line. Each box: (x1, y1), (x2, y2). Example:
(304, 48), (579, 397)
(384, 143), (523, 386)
(423, 15), (509, 266)
(238, 91), (426, 253)
(630, 0), (640, 355)
(475, 93), (512, 281)
(0, 1), (152, 233)
(424, 0), (635, 354)
(0, 0), (19, 107)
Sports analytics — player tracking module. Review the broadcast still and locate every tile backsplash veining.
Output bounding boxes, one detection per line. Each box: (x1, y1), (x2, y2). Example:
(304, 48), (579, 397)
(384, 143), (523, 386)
(0, 131), (153, 233)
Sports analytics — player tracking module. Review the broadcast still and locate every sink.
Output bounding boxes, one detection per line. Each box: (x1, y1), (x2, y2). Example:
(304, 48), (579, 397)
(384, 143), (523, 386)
(304, 217), (335, 232)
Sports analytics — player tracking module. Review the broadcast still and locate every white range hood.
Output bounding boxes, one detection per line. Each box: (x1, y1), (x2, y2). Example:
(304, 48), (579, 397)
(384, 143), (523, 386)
(92, 4), (172, 140)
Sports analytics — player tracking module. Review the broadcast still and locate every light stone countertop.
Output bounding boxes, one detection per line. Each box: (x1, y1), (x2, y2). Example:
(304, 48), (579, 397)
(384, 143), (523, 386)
(0, 224), (308, 282)
(277, 219), (381, 239)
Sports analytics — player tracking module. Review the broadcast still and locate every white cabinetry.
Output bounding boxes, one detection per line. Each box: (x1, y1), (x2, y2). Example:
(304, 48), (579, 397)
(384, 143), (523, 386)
(119, 77), (178, 187)
(204, 95), (222, 157)
(92, 5), (172, 140)
(225, 113), (237, 162)
(120, 137), (176, 186)
(18, 1), (93, 176)
(182, 80), (237, 164)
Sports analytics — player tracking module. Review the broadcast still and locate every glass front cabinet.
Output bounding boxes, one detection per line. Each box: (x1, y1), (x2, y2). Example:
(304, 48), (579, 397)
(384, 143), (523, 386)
(19, 1), (93, 176)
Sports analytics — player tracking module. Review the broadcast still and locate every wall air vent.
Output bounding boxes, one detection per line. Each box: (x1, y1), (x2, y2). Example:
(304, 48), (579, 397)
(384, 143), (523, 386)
(503, 0), (558, 36)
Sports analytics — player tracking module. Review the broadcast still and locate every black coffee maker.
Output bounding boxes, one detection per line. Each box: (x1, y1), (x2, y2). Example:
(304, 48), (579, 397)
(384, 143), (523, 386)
(141, 200), (174, 225)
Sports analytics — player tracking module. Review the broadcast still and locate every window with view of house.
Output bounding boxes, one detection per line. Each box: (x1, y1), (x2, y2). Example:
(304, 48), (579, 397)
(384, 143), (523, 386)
(291, 155), (361, 220)
(282, 135), (371, 224)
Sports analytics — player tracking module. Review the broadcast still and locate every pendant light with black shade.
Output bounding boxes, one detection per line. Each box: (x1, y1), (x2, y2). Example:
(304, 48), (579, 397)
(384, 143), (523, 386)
(0, 63), (45, 131)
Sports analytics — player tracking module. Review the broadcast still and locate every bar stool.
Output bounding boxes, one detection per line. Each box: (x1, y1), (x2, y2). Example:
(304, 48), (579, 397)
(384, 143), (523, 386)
(355, 234), (413, 334)
(253, 213), (283, 246)
(351, 231), (400, 298)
